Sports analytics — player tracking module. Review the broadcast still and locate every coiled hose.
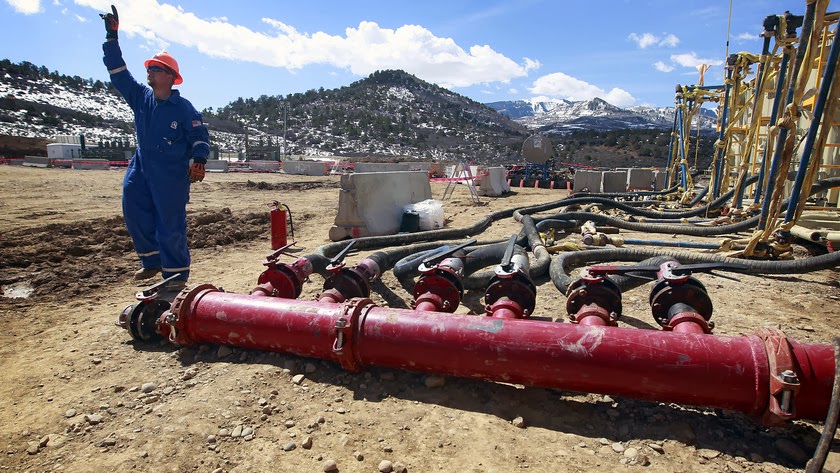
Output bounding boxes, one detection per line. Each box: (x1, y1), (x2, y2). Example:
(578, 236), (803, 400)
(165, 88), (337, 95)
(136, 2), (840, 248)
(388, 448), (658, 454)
(805, 337), (840, 473)
(533, 176), (840, 237)
(549, 247), (840, 294)
(305, 206), (519, 274)
(462, 215), (551, 290)
(528, 175), (759, 220)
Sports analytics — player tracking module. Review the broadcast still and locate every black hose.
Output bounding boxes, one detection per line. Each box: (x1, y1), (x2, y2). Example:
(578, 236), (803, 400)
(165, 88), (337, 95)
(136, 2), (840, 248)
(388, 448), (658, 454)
(549, 247), (840, 294)
(280, 202), (295, 241)
(688, 184), (710, 207)
(462, 215), (552, 290)
(573, 182), (682, 198)
(537, 175), (759, 220)
(304, 207), (519, 274)
(805, 337), (840, 473)
(392, 246), (450, 280)
(377, 238), (510, 274)
(538, 211), (758, 236)
(303, 177), (840, 274)
(607, 256), (679, 293)
(535, 219), (577, 233)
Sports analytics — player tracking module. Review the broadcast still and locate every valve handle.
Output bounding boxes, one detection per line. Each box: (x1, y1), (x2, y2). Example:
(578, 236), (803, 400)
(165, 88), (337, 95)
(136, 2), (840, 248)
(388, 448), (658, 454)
(499, 234), (518, 271)
(136, 273), (182, 299)
(587, 262), (748, 277)
(421, 238), (477, 266)
(265, 241), (297, 263)
(671, 262), (749, 275)
(330, 240), (357, 267)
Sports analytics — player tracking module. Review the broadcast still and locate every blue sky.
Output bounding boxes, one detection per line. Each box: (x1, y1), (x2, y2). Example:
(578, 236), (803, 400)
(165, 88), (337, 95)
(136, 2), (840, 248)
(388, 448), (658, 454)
(1, 0), (829, 111)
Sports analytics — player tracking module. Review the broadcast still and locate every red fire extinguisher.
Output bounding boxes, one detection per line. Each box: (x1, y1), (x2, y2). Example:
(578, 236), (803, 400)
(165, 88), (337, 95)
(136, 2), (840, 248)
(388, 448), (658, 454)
(270, 201), (294, 250)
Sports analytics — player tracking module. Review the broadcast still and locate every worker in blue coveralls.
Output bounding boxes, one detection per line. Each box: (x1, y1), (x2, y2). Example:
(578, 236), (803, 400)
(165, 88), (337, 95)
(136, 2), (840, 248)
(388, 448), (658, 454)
(100, 5), (209, 297)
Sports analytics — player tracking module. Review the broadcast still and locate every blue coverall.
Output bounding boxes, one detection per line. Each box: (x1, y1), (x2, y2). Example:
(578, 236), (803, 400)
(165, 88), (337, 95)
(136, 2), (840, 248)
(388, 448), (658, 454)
(103, 40), (210, 282)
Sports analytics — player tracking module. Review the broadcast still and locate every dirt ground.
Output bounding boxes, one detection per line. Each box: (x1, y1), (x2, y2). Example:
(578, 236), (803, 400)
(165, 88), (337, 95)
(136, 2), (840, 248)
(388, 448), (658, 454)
(0, 165), (838, 473)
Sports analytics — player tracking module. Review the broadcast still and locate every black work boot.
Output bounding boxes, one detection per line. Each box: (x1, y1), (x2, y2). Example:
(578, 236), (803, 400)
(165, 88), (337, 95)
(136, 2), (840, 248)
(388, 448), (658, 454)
(134, 267), (162, 280)
(156, 279), (187, 304)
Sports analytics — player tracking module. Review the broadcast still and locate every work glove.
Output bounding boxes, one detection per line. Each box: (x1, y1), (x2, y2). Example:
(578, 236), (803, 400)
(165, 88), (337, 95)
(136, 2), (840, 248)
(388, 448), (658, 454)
(189, 162), (206, 183)
(99, 5), (119, 41)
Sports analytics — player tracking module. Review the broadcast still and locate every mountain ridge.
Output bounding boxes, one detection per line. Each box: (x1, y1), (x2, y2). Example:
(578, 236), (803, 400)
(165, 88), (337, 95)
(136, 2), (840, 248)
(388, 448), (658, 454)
(1, 59), (714, 168)
(486, 98), (718, 133)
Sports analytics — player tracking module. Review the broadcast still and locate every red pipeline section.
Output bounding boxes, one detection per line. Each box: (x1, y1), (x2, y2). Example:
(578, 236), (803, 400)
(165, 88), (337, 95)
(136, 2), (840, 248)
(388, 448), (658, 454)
(162, 286), (835, 424)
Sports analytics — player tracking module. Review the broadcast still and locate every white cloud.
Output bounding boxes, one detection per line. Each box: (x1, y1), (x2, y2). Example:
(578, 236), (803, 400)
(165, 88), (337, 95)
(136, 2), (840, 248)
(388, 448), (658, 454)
(522, 57), (541, 72)
(72, 0), (534, 89)
(670, 52), (723, 68)
(603, 89), (635, 106)
(654, 61), (674, 72)
(629, 33), (658, 49)
(6, 0), (41, 14)
(628, 32), (680, 49)
(527, 72), (636, 106)
(660, 34), (679, 47)
(736, 32), (758, 41)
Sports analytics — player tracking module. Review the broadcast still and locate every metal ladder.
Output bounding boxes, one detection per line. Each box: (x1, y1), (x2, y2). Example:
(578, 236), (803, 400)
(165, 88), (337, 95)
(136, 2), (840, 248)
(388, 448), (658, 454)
(443, 161), (481, 204)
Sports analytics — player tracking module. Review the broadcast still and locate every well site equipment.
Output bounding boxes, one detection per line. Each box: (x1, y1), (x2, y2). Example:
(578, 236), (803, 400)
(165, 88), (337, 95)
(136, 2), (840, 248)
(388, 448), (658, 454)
(116, 3), (840, 468)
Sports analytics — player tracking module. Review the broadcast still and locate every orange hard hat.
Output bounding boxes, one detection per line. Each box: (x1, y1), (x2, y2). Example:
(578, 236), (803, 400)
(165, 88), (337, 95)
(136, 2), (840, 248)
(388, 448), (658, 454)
(144, 51), (183, 85)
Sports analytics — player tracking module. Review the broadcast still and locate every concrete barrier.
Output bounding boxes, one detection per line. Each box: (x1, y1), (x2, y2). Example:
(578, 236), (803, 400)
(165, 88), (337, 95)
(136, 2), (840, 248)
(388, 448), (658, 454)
(627, 168), (655, 190)
(72, 159), (110, 170)
(477, 167), (510, 196)
(354, 162), (411, 173)
(602, 171), (628, 193)
(282, 161), (327, 176)
(205, 160), (230, 173)
(654, 170), (667, 190)
(329, 171), (432, 241)
(404, 162), (431, 173)
(249, 160), (281, 172)
(572, 170), (601, 193)
(23, 156), (51, 168)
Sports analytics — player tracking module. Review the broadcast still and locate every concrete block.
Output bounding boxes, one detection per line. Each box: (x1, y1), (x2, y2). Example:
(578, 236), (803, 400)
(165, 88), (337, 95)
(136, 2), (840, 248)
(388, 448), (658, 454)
(329, 171), (432, 241)
(602, 171), (628, 193)
(205, 160), (229, 173)
(282, 161), (327, 176)
(249, 160), (281, 172)
(477, 167), (510, 196)
(23, 156), (51, 168)
(72, 158), (109, 170)
(404, 162), (431, 172)
(354, 162), (411, 173)
(627, 168), (655, 190)
(573, 170), (602, 193)
(653, 170), (667, 190)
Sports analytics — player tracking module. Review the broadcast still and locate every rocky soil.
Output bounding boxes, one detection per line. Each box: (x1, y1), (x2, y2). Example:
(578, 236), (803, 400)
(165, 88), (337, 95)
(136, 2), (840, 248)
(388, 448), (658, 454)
(0, 165), (838, 473)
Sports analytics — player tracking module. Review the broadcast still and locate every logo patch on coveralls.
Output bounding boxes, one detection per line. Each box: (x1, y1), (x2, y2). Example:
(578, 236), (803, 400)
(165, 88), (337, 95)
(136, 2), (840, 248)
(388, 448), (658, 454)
(170, 121), (178, 129)
(192, 120), (203, 128)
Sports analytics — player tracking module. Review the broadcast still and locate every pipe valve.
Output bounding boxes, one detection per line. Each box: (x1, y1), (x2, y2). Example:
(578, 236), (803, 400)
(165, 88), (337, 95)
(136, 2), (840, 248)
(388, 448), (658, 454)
(565, 267), (622, 326)
(321, 241), (381, 303)
(116, 274), (186, 342)
(484, 235), (536, 319)
(413, 239), (475, 312)
(253, 242), (312, 298)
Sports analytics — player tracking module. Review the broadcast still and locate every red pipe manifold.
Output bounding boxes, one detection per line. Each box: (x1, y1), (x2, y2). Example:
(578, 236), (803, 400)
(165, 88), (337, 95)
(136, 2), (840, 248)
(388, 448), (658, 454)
(161, 285), (835, 425)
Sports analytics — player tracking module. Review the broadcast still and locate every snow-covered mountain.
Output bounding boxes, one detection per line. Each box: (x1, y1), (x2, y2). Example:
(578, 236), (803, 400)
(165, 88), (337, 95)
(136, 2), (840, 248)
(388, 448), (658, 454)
(486, 98), (718, 133)
(0, 70), (134, 145)
(1, 60), (718, 164)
